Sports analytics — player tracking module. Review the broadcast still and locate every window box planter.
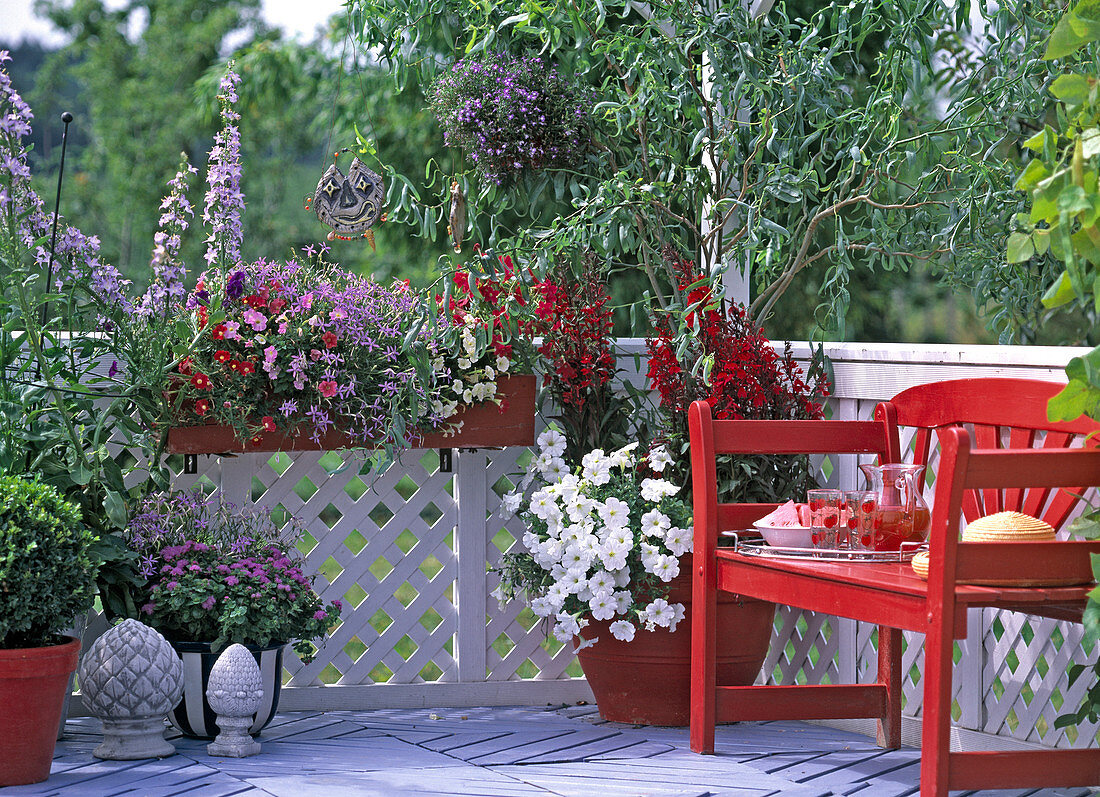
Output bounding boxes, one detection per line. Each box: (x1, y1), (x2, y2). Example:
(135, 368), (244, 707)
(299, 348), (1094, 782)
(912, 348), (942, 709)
(165, 374), (537, 454)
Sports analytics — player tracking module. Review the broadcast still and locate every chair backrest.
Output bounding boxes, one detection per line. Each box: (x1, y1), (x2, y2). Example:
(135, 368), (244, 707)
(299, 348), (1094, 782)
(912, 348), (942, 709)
(878, 378), (1100, 531)
(688, 400), (900, 546)
(928, 425), (1100, 590)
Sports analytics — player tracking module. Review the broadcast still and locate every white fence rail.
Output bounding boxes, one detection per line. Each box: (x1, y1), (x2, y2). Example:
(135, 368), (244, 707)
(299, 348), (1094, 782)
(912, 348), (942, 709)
(82, 340), (1100, 750)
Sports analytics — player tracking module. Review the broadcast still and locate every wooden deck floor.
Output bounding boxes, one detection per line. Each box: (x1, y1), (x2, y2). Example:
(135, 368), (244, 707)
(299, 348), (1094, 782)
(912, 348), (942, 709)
(4, 706), (1095, 797)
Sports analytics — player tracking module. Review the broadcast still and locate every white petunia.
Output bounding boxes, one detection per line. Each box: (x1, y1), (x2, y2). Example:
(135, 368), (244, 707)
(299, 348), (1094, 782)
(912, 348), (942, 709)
(609, 620), (636, 642)
(651, 554), (680, 582)
(613, 589), (632, 614)
(640, 478), (679, 503)
(589, 593), (616, 621)
(542, 457), (570, 482)
(641, 509), (672, 537)
(496, 355), (511, 372)
(581, 449), (612, 485)
(648, 445), (673, 473)
(644, 599), (674, 628)
(501, 491), (523, 517)
(667, 602), (687, 632)
(561, 546), (593, 574)
(665, 526), (693, 557)
(537, 429), (567, 458)
(588, 570), (616, 595)
(530, 596), (556, 617)
(610, 442), (639, 469)
(600, 549), (628, 571)
(530, 490), (559, 520)
(606, 527), (633, 549)
(597, 497), (630, 530)
(612, 568), (632, 588)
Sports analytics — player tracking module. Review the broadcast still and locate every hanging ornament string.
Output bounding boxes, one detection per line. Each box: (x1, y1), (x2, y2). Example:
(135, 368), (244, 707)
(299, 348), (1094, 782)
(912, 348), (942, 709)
(305, 8), (386, 249)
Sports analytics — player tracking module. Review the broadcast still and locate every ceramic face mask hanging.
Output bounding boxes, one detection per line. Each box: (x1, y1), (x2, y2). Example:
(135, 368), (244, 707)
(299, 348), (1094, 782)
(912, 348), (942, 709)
(312, 156), (385, 243)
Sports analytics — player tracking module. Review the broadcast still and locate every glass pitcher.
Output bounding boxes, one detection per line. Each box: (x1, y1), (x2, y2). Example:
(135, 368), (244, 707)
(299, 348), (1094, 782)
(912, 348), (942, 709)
(858, 463), (931, 551)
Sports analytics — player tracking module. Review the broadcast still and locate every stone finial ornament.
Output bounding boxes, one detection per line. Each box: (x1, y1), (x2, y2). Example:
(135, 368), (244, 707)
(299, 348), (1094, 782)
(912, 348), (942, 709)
(78, 618), (184, 760)
(206, 644), (263, 757)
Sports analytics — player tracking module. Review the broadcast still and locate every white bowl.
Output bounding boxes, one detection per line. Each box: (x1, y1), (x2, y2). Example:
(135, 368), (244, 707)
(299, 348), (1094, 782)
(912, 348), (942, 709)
(754, 522), (814, 549)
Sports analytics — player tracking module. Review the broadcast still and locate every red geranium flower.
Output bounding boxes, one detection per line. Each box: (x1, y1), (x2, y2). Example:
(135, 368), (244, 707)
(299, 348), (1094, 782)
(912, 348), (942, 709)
(190, 372), (211, 390)
(211, 323), (227, 340)
(195, 398), (210, 416)
(214, 350), (231, 363)
(318, 380), (338, 398)
(322, 331), (338, 349)
(262, 416), (276, 432)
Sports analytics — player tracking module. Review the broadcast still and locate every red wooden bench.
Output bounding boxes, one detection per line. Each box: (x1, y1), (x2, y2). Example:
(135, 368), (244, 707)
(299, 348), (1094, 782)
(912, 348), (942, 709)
(688, 378), (1100, 796)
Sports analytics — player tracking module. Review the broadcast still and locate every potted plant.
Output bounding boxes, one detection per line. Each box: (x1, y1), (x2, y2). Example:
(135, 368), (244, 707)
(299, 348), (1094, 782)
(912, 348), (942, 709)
(0, 475), (97, 785)
(429, 53), (590, 186)
(122, 490), (342, 738)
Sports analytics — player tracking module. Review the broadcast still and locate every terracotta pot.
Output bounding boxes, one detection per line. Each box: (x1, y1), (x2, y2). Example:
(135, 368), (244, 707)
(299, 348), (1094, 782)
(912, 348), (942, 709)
(166, 374), (537, 454)
(0, 635), (80, 786)
(168, 640), (284, 739)
(574, 571), (774, 726)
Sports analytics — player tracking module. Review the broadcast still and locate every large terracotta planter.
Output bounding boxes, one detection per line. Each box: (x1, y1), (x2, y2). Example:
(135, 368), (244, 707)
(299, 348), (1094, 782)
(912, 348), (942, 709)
(574, 573), (774, 726)
(168, 640), (284, 739)
(166, 374), (537, 454)
(0, 635), (80, 786)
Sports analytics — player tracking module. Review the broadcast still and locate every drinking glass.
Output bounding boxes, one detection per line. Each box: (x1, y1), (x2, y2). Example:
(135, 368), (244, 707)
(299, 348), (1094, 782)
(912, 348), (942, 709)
(807, 488), (843, 550)
(845, 490), (877, 551)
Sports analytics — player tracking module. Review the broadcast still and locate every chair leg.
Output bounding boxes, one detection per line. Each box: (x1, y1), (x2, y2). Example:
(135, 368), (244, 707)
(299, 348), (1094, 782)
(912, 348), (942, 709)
(920, 618), (955, 797)
(689, 560), (717, 754)
(876, 625), (902, 749)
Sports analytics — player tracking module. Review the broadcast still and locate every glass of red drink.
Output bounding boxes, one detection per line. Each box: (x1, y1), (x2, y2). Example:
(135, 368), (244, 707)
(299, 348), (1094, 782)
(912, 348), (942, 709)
(845, 490), (877, 551)
(807, 488), (844, 550)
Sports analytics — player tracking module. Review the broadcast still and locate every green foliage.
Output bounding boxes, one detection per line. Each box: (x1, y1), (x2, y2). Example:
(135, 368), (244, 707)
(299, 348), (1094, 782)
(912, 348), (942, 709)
(350, 0), (1059, 343)
(0, 474), (95, 648)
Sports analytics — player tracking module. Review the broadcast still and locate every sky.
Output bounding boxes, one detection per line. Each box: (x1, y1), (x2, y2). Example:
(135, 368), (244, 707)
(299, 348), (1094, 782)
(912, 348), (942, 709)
(1, 0), (348, 46)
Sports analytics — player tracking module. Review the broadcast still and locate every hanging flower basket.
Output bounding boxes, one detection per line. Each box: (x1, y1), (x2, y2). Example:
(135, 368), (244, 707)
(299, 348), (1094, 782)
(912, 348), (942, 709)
(165, 373), (536, 454)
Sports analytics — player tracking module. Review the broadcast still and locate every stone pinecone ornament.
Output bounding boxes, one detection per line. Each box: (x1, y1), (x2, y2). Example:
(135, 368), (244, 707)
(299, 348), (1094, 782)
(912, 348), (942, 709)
(206, 643), (263, 757)
(78, 619), (184, 760)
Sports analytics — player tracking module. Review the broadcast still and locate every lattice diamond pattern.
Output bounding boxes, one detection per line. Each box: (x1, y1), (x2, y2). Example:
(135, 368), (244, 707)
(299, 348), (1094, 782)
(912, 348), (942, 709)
(147, 389), (1100, 753)
(484, 447), (578, 681)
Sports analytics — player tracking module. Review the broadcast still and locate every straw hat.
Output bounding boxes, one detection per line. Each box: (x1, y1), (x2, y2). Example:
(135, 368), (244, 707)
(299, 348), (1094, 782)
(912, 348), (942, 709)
(961, 511), (1054, 542)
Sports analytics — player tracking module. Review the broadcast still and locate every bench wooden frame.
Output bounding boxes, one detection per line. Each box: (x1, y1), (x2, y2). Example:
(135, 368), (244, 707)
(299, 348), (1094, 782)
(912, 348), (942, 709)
(688, 378), (1100, 796)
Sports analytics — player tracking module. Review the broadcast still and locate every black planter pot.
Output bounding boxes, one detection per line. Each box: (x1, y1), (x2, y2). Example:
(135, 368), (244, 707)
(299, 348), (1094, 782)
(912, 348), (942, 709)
(168, 640), (285, 739)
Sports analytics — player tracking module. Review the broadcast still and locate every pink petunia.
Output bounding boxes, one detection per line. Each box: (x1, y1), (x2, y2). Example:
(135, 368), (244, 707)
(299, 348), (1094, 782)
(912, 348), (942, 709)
(318, 380), (338, 398)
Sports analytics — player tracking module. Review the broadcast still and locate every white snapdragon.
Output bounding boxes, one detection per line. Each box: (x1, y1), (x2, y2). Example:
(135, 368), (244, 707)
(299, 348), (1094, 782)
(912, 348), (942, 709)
(609, 620), (636, 642)
(648, 445), (673, 473)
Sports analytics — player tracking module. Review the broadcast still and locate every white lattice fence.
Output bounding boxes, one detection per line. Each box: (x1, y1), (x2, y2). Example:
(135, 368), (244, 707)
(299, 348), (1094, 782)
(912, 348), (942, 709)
(133, 341), (1100, 752)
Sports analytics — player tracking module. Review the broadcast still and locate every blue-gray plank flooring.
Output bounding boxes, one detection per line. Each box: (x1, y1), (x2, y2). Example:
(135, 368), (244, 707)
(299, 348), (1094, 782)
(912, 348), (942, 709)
(3, 705), (1095, 796)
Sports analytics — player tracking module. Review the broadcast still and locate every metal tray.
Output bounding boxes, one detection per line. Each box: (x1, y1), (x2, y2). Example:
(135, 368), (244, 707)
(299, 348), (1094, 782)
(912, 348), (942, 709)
(720, 533), (924, 562)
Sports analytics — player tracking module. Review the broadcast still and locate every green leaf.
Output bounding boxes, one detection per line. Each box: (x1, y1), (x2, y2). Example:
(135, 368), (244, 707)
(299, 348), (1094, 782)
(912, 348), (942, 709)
(1006, 232), (1034, 263)
(1042, 270), (1076, 308)
(104, 490), (128, 529)
(1045, 0), (1100, 60)
(1051, 73), (1093, 106)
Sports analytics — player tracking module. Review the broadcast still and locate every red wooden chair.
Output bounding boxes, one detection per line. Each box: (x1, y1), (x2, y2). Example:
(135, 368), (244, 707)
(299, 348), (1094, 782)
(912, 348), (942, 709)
(689, 378), (1100, 796)
(688, 403), (902, 751)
